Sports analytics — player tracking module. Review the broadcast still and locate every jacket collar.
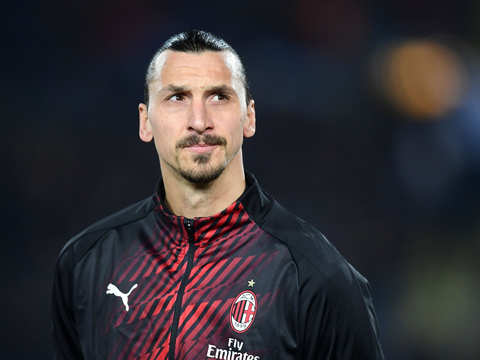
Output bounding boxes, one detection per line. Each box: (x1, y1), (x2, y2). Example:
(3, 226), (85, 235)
(152, 171), (272, 246)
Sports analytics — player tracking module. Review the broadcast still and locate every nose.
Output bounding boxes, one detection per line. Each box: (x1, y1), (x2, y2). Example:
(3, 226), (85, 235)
(187, 99), (213, 133)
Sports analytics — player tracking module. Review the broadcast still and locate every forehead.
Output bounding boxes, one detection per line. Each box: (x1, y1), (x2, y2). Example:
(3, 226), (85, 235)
(156, 50), (234, 87)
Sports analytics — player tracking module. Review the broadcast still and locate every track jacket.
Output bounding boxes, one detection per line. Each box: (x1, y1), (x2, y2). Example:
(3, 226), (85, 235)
(52, 172), (384, 359)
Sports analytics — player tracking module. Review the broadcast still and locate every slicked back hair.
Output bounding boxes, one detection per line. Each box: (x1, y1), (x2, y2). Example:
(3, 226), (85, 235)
(144, 30), (252, 106)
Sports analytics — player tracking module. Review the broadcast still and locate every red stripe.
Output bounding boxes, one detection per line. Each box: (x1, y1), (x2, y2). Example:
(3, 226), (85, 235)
(196, 203), (238, 234)
(143, 249), (176, 279)
(177, 303), (195, 328)
(235, 300), (245, 322)
(126, 302), (143, 324)
(196, 203), (245, 243)
(139, 295), (176, 356)
(236, 300), (245, 322)
(234, 300), (242, 322)
(113, 260), (182, 328)
(114, 307), (128, 328)
(142, 257), (158, 279)
(112, 229), (179, 323)
(219, 220), (256, 247)
(173, 303), (197, 356)
(117, 254), (143, 284)
(131, 220), (173, 280)
(142, 223), (182, 278)
(198, 207), (244, 245)
(115, 223), (165, 284)
(152, 336), (170, 360)
(175, 301), (209, 351)
(183, 292), (241, 358)
(232, 302), (239, 320)
(117, 302), (157, 360)
(183, 299), (222, 340)
(184, 260), (216, 292)
(188, 257), (229, 291)
(186, 232), (267, 310)
(138, 344), (159, 360)
(119, 293), (176, 358)
(221, 255), (255, 284)
(140, 298), (157, 320)
(132, 256), (185, 310)
(187, 255), (255, 307)
(145, 346), (160, 360)
(129, 313), (157, 359)
(195, 215), (256, 261)
(186, 255), (241, 293)
(152, 295), (172, 317)
(134, 254), (179, 303)
(196, 217), (216, 235)
(137, 251), (175, 297)
(226, 207), (242, 230)
(109, 224), (161, 283)
(151, 295), (177, 349)
(231, 301), (239, 322)
(207, 256), (242, 286)
(179, 299), (221, 356)
(155, 249), (182, 275)
(129, 254), (150, 281)
(199, 211), (230, 240)
(203, 299), (233, 339)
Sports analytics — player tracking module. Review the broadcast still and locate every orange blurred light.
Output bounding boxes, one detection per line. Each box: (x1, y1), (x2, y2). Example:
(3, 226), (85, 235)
(380, 40), (467, 120)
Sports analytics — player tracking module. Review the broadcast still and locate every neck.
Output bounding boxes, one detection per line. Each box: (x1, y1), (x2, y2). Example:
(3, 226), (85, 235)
(160, 153), (246, 218)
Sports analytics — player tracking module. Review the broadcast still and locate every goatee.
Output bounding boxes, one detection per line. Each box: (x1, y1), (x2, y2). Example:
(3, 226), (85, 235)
(174, 133), (228, 184)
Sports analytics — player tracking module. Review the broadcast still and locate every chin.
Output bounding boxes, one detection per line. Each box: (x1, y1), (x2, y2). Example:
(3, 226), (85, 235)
(174, 153), (226, 184)
(179, 164), (226, 184)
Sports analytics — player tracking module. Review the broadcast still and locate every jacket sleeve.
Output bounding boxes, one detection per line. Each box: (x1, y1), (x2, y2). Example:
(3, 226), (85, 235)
(299, 263), (384, 359)
(51, 247), (84, 359)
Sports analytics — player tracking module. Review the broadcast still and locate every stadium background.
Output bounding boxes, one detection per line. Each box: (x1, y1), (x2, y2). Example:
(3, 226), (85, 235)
(4, 1), (480, 358)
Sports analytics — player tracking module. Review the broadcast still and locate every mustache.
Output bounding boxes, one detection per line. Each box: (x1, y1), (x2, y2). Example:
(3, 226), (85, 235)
(176, 134), (227, 148)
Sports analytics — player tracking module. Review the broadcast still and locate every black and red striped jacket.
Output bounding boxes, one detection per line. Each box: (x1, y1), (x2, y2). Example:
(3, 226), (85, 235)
(52, 172), (384, 359)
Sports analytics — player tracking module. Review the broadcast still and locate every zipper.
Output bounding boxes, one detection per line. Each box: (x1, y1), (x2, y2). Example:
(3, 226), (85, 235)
(169, 218), (196, 360)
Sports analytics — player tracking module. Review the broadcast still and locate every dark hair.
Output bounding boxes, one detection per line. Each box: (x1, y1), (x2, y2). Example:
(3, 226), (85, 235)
(144, 30), (252, 106)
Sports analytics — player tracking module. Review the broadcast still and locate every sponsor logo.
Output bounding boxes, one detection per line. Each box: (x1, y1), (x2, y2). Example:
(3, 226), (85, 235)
(106, 283), (138, 312)
(206, 338), (260, 360)
(230, 290), (257, 333)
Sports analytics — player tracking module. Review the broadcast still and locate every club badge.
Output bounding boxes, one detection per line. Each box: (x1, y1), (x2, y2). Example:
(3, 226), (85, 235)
(230, 290), (257, 333)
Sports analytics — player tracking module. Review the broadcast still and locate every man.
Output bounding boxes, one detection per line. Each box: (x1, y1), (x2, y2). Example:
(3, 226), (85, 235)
(52, 30), (384, 359)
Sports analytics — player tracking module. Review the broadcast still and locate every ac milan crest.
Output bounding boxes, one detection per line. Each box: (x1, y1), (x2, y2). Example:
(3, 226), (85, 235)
(230, 290), (257, 333)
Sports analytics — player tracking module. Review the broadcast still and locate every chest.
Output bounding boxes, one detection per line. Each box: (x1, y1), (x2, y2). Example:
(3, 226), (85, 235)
(73, 231), (299, 359)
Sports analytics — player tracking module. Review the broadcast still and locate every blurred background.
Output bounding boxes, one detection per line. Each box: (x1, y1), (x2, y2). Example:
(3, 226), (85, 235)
(4, 0), (480, 358)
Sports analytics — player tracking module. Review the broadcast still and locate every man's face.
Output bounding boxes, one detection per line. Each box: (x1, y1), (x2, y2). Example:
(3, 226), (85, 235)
(139, 50), (255, 184)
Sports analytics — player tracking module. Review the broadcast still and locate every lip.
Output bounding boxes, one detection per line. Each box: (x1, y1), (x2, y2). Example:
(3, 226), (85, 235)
(184, 144), (218, 153)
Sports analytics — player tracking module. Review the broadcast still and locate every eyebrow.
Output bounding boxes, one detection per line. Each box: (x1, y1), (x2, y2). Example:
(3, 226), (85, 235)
(206, 85), (235, 95)
(159, 84), (236, 95)
(161, 84), (188, 93)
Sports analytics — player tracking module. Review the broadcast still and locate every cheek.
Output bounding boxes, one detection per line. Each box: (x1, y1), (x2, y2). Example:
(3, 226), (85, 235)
(226, 121), (245, 149)
(150, 121), (177, 155)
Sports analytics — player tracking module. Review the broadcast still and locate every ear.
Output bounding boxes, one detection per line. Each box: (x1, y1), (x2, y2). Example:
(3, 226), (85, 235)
(243, 99), (256, 138)
(138, 103), (153, 142)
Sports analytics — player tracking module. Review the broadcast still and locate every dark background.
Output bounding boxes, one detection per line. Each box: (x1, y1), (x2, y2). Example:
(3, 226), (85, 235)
(4, 1), (480, 359)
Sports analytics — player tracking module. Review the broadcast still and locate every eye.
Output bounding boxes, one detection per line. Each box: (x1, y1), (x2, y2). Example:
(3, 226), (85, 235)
(211, 93), (229, 102)
(167, 93), (186, 102)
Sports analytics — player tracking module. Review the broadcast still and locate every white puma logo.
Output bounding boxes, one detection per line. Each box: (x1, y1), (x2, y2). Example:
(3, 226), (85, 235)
(106, 283), (138, 311)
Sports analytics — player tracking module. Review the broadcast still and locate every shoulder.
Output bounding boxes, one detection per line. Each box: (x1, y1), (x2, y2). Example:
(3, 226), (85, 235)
(260, 199), (367, 290)
(55, 196), (156, 270)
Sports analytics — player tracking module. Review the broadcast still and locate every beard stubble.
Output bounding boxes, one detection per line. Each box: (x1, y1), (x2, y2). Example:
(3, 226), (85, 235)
(173, 134), (230, 184)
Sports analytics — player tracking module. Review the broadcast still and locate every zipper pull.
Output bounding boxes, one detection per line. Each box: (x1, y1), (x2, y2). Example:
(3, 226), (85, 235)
(183, 218), (194, 240)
